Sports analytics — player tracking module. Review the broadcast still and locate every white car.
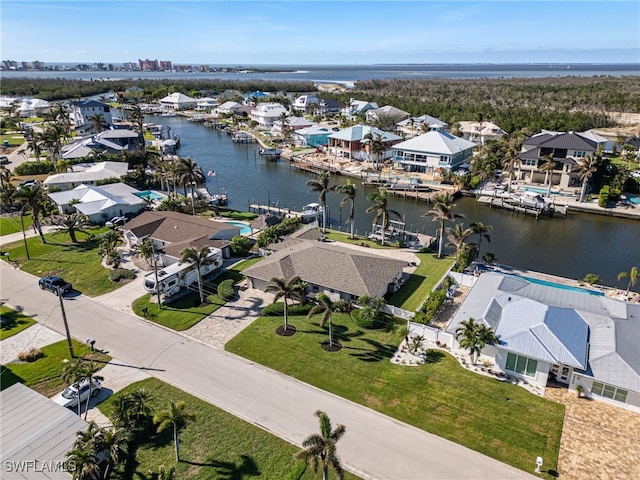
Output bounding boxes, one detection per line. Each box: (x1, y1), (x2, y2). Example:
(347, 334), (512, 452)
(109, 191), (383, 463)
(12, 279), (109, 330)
(52, 378), (102, 409)
(105, 216), (127, 228)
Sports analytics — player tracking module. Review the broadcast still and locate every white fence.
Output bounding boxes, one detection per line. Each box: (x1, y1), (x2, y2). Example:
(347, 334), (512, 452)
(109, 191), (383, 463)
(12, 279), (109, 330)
(407, 321), (455, 346)
(449, 271), (478, 288)
(382, 304), (414, 320)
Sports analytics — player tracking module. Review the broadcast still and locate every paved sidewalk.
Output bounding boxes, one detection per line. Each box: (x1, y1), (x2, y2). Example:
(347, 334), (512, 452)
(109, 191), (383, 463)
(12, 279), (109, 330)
(0, 323), (64, 364)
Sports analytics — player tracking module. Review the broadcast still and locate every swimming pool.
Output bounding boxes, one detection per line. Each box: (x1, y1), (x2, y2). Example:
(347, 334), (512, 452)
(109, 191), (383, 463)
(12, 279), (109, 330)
(626, 195), (640, 205)
(223, 221), (252, 235)
(135, 190), (165, 201)
(513, 274), (604, 296)
(518, 186), (574, 197)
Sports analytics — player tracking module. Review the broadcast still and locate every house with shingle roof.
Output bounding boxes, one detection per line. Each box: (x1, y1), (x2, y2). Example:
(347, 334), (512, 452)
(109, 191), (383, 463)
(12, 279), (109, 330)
(365, 105), (411, 127)
(518, 131), (599, 189)
(341, 99), (379, 119)
(243, 239), (407, 303)
(457, 121), (506, 144)
(392, 131), (476, 176)
(120, 210), (240, 260)
(328, 125), (402, 162)
(446, 272), (640, 409)
(396, 114), (448, 137)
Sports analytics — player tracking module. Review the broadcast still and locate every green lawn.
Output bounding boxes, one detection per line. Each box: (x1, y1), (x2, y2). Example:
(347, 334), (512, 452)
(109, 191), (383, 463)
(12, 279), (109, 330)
(1, 133), (26, 146)
(1, 227), (123, 296)
(226, 314), (564, 475)
(132, 257), (263, 330)
(388, 253), (455, 311)
(0, 306), (36, 340)
(323, 230), (398, 249)
(213, 208), (259, 221)
(0, 214), (33, 236)
(100, 378), (360, 480)
(1, 339), (111, 397)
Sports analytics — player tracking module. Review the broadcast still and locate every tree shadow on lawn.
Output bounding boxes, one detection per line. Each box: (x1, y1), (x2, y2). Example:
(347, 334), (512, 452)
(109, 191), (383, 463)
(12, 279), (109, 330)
(300, 322), (365, 346)
(182, 454), (261, 480)
(346, 337), (397, 362)
(0, 309), (27, 329)
(424, 349), (446, 363)
(0, 364), (24, 390)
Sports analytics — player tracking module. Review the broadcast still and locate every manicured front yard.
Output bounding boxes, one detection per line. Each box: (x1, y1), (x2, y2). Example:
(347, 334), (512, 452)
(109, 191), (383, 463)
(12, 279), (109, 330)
(388, 252), (455, 311)
(100, 378), (360, 480)
(1, 227), (122, 296)
(0, 306), (36, 340)
(1, 339), (111, 397)
(0, 214), (33, 236)
(226, 313), (564, 475)
(323, 230), (398, 249)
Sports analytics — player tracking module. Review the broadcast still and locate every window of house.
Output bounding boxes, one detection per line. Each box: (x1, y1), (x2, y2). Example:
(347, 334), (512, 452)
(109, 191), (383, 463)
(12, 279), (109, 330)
(505, 352), (538, 377)
(591, 381), (628, 403)
(574, 151), (586, 158)
(440, 156), (451, 163)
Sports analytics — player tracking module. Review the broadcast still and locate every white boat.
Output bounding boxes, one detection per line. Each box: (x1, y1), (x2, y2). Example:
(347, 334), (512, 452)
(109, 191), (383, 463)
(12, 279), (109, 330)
(300, 203), (324, 223)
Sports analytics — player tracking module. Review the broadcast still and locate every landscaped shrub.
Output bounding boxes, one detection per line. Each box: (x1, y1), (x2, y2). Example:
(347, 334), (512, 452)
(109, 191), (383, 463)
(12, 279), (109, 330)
(412, 311), (431, 325)
(229, 235), (252, 256)
(14, 161), (55, 176)
(609, 187), (621, 201)
(351, 308), (384, 329)
(217, 279), (236, 300)
(262, 302), (313, 316)
(108, 268), (135, 282)
(18, 346), (44, 362)
(420, 288), (448, 319)
(598, 185), (610, 207)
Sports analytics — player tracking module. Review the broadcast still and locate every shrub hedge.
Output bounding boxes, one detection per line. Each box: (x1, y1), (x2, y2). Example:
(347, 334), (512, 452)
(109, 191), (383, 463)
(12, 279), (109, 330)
(14, 161), (55, 176)
(108, 268), (136, 282)
(262, 302), (314, 316)
(598, 185), (610, 208)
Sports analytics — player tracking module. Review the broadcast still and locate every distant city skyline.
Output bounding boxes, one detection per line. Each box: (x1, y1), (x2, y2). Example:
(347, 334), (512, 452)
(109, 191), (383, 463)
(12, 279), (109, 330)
(2, 1), (639, 65)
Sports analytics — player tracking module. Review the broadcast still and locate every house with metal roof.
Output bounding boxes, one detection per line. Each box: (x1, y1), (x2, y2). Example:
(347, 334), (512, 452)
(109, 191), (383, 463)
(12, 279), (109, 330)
(70, 100), (113, 135)
(341, 99), (379, 119)
(446, 272), (640, 408)
(293, 125), (333, 148)
(1, 383), (88, 479)
(44, 161), (130, 190)
(250, 103), (288, 130)
(457, 121), (506, 145)
(47, 182), (144, 224)
(243, 238), (408, 303)
(120, 210), (240, 260)
(272, 116), (314, 135)
(215, 101), (244, 116)
(396, 114), (448, 137)
(292, 95), (319, 114)
(328, 125), (402, 162)
(392, 131), (476, 176)
(365, 105), (411, 127)
(60, 129), (141, 160)
(518, 131), (599, 189)
(159, 92), (196, 110)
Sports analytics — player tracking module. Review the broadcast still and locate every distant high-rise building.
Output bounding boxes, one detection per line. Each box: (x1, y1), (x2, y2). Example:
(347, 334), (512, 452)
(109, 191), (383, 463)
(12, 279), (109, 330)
(32, 61), (44, 69)
(158, 60), (172, 71)
(21, 61), (32, 69)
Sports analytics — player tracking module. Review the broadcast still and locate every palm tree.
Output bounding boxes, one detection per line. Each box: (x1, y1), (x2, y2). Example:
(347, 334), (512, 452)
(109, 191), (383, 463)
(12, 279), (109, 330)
(127, 104), (145, 150)
(134, 237), (155, 267)
(335, 180), (356, 239)
(112, 388), (155, 433)
(424, 192), (464, 258)
(454, 317), (498, 364)
(501, 147), (520, 192)
(179, 246), (213, 304)
(82, 361), (105, 421)
(539, 154), (556, 197)
(365, 188), (401, 246)
(446, 222), (474, 265)
(620, 144), (637, 169)
(265, 276), (305, 334)
(295, 410), (346, 480)
(88, 113), (107, 133)
(278, 111), (289, 136)
(15, 182), (49, 243)
(66, 422), (102, 480)
(306, 293), (348, 349)
(100, 427), (132, 480)
(51, 213), (92, 243)
(363, 132), (386, 170)
(617, 266), (638, 297)
(574, 155), (599, 203)
(26, 136), (43, 162)
(154, 400), (196, 462)
(62, 359), (90, 417)
(306, 170), (335, 232)
(177, 156), (206, 215)
(469, 222), (492, 259)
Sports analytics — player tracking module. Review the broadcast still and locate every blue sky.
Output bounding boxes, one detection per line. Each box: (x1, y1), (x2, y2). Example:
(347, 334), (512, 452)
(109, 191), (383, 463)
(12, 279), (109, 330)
(2, 1), (639, 64)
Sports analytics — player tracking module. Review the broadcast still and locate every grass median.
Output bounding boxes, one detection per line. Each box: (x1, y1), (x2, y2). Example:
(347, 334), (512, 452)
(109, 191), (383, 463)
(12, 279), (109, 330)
(226, 312), (564, 475)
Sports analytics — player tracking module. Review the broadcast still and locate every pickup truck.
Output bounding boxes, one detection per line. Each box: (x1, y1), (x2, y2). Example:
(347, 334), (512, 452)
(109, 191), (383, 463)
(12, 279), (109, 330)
(38, 276), (73, 295)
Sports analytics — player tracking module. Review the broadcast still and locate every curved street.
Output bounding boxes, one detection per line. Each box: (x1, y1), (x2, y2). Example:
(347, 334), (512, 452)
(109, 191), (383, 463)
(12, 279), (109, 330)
(0, 261), (536, 480)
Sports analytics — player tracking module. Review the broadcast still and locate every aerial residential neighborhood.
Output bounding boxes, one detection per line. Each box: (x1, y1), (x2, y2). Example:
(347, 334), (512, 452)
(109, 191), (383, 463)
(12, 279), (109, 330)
(1, 2), (640, 480)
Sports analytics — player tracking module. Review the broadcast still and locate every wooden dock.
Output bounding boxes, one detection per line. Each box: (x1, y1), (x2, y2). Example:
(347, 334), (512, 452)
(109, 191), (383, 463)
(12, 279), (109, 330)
(476, 195), (568, 218)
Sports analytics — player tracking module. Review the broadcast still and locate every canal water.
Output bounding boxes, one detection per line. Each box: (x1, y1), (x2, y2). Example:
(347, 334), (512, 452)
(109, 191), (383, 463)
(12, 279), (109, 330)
(151, 115), (639, 290)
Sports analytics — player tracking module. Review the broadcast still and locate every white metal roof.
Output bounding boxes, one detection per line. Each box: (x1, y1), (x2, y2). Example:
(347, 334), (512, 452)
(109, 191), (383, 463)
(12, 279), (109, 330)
(393, 131), (476, 155)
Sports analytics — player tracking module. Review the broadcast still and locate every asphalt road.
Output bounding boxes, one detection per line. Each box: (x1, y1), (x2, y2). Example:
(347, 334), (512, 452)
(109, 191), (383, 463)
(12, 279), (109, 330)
(0, 262), (536, 480)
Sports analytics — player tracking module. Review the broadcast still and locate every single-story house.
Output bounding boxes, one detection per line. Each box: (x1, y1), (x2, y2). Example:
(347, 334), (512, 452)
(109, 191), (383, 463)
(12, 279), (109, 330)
(159, 92), (196, 110)
(47, 182), (144, 224)
(393, 131), (476, 176)
(44, 161), (130, 190)
(215, 101), (244, 115)
(365, 105), (411, 126)
(457, 121), (506, 144)
(518, 131), (599, 189)
(60, 129), (141, 160)
(396, 114), (448, 137)
(196, 97), (218, 111)
(244, 238), (407, 302)
(250, 103), (288, 130)
(341, 99), (378, 119)
(292, 95), (319, 114)
(1, 383), (88, 480)
(328, 125), (402, 162)
(17, 98), (50, 118)
(446, 272), (640, 409)
(293, 125), (332, 148)
(120, 210), (240, 260)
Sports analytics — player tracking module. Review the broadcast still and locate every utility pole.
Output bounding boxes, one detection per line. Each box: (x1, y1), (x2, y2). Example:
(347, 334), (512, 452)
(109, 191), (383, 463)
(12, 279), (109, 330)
(57, 287), (74, 358)
(20, 205), (30, 260)
(153, 243), (162, 310)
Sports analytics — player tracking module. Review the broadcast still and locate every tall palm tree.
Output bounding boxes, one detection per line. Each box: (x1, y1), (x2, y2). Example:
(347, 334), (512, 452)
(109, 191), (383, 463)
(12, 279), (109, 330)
(177, 156), (205, 215)
(26, 136), (43, 162)
(62, 359), (90, 417)
(306, 170), (334, 232)
(51, 213), (92, 243)
(501, 147), (520, 192)
(88, 113), (107, 133)
(424, 192), (464, 258)
(335, 180), (356, 239)
(127, 104), (145, 150)
(365, 188), (401, 246)
(618, 266), (638, 297)
(446, 222), (474, 266)
(179, 245), (213, 304)
(539, 154), (556, 197)
(154, 400), (196, 462)
(364, 132), (386, 170)
(574, 155), (599, 203)
(455, 317), (498, 364)
(306, 293), (348, 349)
(82, 361), (105, 421)
(15, 182), (49, 243)
(66, 422), (102, 480)
(100, 427), (132, 480)
(265, 275), (305, 334)
(278, 111), (289, 136)
(295, 410), (346, 480)
(469, 222), (492, 259)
